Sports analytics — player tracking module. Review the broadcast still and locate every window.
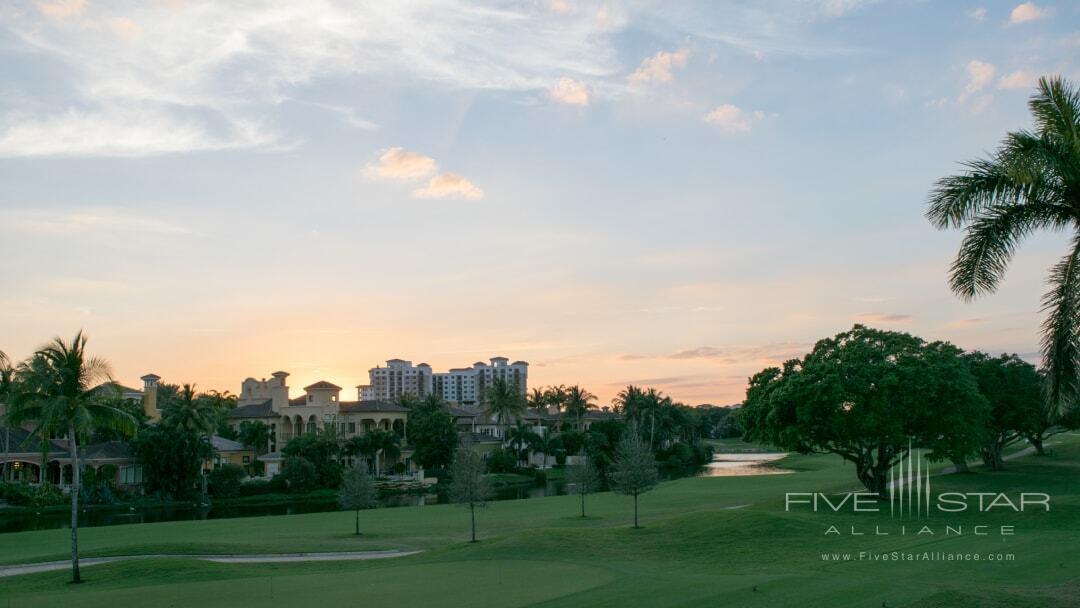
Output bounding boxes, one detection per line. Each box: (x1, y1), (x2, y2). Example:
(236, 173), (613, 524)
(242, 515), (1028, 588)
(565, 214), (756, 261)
(119, 465), (144, 485)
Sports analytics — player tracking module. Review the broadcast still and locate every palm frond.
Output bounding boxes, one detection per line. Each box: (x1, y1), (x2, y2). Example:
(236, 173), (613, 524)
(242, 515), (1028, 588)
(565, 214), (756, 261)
(948, 202), (1071, 299)
(1041, 233), (1080, 412)
(1030, 76), (1080, 147)
(926, 159), (1032, 229)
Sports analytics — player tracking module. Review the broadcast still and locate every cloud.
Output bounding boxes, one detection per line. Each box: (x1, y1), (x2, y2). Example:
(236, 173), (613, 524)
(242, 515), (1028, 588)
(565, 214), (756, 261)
(817, 0), (880, 18)
(998, 70), (1034, 90)
(110, 18), (144, 42)
(412, 173), (485, 200)
(363, 148), (438, 181)
(1, 2), (625, 157)
(964, 60), (997, 94)
(550, 77), (590, 106)
(703, 104), (767, 133)
(35, 0), (85, 19)
(854, 312), (913, 324)
(1009, 2), (1047, 24)
(0, 108), (277, 158)
(668, 347), (726, 360)
(2, 209), (193, 236)
(628, 49), (690, 85)
(967, 7), (987, 22)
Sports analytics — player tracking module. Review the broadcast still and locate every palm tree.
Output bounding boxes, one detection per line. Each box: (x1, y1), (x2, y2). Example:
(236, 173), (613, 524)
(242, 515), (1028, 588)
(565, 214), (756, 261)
(483, 378), (526, 438)
(1, 350), (13, 482)
(348, 429), (400, 475)
(527, 387), (548, 413)
(562, 385), (597, 431)
(927, 76), (1080, 414)
(505, 420), (538, 466)
(528, 431), (558, 469)
(7, 331), (135, 583)
(161, 384), (218, 500)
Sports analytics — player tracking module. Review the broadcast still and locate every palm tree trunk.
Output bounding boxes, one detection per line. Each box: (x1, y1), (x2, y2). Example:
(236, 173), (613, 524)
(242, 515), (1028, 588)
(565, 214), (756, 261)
(470, 503), (477, 542)
(355, 508), (360, 535)
(633, 492), (639, 528)
(580, 492), (585, 518)
(68, 425), (82, 583)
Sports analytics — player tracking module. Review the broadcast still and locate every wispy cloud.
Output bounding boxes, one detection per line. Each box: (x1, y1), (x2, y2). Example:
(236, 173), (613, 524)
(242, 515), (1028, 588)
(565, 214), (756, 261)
(998, 70), (1034, 90)
(703, 104), (768, 133)
(35, 0), (85, 19)
(628, 49), (690, 85)
(412, 173), (485, 200)
(2, 209), (193, 236)
(854, 312), (913, 324)
(550, 77), (590, 106)
(967, 7), (987, 22)
(1009, 2), (1047, 24)
(364, 148), (438, 181)
(668, 346), (726, 360)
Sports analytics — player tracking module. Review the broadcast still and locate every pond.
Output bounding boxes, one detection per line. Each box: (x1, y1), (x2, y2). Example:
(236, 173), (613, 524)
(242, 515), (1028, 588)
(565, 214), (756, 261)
(698, 452), (792, 477)
(0, 479), (568, 534)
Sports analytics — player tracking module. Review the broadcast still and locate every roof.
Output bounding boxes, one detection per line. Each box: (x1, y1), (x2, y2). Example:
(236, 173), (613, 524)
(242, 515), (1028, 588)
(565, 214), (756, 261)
(448, 406), (477, 418)
(81, 441), (131, 460)
(140, 373), (161, 381)
(288, 396), (307, 406)
(304, 381), (342, 391)
(211, 435), (247, 452)
(258, 451), (284, 462)
(228, 400), (274, 418)
(0, 427), (68, 454)
(91, 381), (142, 397)
(338, 400), (408, 414)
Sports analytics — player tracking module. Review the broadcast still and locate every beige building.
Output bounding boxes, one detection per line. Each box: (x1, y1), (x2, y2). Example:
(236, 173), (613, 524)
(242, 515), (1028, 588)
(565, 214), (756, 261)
(228, 371), (411, 471)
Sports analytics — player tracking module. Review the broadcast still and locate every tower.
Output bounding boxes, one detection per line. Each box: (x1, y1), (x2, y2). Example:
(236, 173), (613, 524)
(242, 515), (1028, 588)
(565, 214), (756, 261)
(140, 373), (161, 422)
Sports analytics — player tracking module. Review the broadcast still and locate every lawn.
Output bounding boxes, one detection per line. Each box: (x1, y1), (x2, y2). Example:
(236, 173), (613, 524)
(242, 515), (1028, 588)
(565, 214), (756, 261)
(0, 436), (1077, 607)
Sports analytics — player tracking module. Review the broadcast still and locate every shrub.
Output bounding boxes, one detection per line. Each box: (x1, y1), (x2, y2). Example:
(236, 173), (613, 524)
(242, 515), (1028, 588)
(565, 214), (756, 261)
(281, 457), (318, 493)
(485, 447), (518, 474)
(1, 482), (65, 507)
(268, 474), (288, 494)
(238, 478), (272, 497)
(208, 464), (246, 498)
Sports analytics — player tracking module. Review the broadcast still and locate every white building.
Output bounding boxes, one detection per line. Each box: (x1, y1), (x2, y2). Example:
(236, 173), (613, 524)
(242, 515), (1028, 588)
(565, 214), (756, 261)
(367, 359), (433, 401)
(367, 356), (528, 406)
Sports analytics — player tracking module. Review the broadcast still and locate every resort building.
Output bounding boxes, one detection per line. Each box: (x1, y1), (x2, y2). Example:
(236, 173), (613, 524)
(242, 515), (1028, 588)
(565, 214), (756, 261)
(367, 359), (433, 400)
(228, 371), (411, 468)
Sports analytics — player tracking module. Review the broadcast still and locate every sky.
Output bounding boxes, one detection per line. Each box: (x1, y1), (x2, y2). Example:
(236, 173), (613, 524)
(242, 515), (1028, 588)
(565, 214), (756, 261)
(1, 1), (1079, 406)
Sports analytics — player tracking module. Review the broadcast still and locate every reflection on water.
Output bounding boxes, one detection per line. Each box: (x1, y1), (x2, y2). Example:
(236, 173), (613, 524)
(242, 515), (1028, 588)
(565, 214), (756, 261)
(698, 452), (792, 477)
(0, 479), (567, 534)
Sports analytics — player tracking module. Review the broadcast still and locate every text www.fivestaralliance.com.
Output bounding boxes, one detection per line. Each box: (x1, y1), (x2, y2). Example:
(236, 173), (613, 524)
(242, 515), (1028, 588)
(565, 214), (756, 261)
(821, 551), (1016, 562)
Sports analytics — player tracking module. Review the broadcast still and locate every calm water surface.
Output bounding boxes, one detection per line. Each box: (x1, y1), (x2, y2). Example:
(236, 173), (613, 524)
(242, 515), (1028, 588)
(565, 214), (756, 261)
(698, 452), (792, 477)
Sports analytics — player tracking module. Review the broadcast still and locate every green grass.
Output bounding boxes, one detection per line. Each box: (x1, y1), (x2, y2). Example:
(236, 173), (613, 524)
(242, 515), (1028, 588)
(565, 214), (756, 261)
(1, 437), (1078, 607)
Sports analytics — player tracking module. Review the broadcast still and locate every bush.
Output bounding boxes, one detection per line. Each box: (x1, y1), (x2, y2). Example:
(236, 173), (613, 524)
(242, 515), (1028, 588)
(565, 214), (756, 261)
(80, 465), (120, 505)
(485, 447), (518, 474)
(281, 457), (318, 493)
(268, 474), (288, 494)
(208, 464), (246, 498)
(238, 478), (272, 497)
(0, 481), (65, 507)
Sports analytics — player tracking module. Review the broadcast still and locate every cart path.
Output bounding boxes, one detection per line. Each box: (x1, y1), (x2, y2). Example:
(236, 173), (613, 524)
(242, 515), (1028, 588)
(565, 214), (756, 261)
(0, 550), (420, 578)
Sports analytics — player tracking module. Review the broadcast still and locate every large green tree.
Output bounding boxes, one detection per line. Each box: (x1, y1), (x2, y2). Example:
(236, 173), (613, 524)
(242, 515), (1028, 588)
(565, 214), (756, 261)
(741, 325), (988, 495)
(965, 352), (1045, 469)
(7, 331), (136, 583)
(131, 424), (213, 499)
(405, 397), (458, 469)
(926, 76), (1080, 414)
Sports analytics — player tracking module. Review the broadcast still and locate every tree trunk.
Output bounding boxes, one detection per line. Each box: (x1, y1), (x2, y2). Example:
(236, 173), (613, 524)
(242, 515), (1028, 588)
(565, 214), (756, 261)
(633, 492), (639, 528)
(580, 492), (586, 518)
(355, 508), (360, 535)
(952, 459), (970, 473)
(1031, 437), (1046, 456)
(68, 425), (82, 584)
(470, 503), (477, 542)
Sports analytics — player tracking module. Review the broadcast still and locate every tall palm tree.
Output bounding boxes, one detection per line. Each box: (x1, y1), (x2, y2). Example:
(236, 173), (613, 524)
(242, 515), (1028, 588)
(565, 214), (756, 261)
(483, 378), (526, 438)
(7, 331), (135, 583)
(527, 387), (548, 412)
(927, 76), (1080, 413)
(161, 384), (219, 501)
(562, 385), (597, 431)
(528, 430), (557, 469)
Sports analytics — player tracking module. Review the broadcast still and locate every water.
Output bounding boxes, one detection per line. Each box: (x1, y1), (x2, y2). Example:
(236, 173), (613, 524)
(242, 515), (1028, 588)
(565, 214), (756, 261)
(0, 479), (566, 534)
(698, 452), (792, 477)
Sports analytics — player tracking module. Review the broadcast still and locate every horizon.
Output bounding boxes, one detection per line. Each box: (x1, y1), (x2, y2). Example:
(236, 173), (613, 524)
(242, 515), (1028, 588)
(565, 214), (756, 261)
(3, 1), (1079, 405)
